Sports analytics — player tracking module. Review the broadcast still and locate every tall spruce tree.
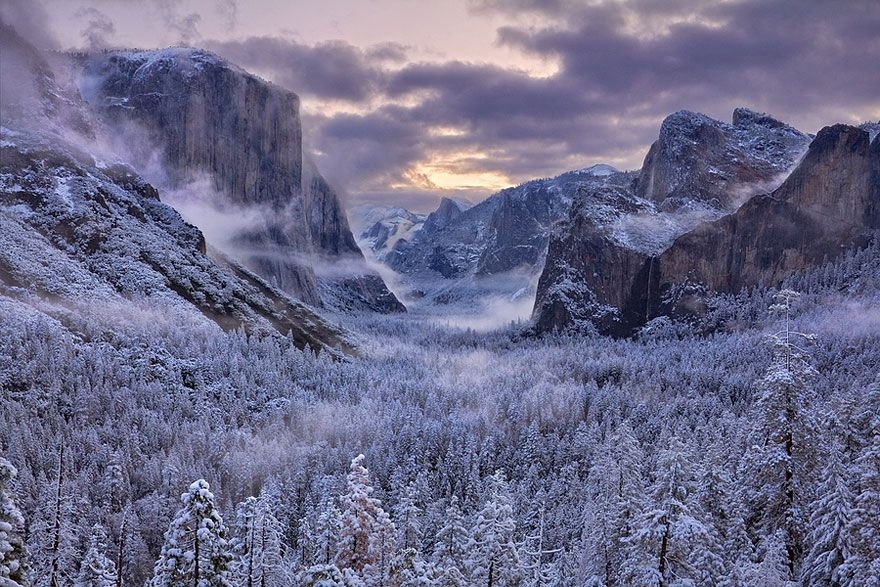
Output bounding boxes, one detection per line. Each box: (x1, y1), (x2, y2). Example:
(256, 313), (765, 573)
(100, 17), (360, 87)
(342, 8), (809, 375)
(149, 480), (232, 587)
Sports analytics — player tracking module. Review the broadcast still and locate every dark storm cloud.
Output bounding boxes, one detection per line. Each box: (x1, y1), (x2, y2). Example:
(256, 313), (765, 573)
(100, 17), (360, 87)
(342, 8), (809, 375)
(307, 0), (879, 200)
(496, 0), (880, 113)
(207, 36), (387, 101)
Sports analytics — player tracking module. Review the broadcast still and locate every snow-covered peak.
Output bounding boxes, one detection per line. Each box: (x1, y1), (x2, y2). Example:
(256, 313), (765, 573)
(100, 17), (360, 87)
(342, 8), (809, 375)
(577, 163), (619, 177)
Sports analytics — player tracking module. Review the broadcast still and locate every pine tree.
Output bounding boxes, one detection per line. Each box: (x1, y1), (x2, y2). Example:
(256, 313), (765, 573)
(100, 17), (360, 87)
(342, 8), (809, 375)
(749, 531), (795, 587)
(0, 456), (28, 587)
(336, 455), (385, 574)
(432, 496), (468, 576)
(394, 483), (423, 552)
(365, 508), (397, 587)
(743, 290), (816, 574)
(297, 563), (365, 587)
(390, 548), (436, 587)
(623, 436), (715, 587)
(468, 470), (520, 587)
(577, 423), (645, 586)
(838, 392), (880, 587)
(149, 479), (232, 587)
(74, 525), (117, 587)
(315, 493), (343, 566)
(802, 439), (854, 586)
(520, 503), (560, 586)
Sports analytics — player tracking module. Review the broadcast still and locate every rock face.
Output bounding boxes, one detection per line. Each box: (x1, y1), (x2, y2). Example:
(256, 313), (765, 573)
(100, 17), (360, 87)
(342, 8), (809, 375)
(0, 129), (354, 355)
(79, 48), (402, 313)
(647, 125), (880, 322)
(635, 108), (810, 210)
(533, 116), (879, 336)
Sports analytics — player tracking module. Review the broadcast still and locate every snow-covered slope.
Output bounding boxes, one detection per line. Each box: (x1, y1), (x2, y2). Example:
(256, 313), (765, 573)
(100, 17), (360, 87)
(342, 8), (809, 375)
(0, 127), (355, 355)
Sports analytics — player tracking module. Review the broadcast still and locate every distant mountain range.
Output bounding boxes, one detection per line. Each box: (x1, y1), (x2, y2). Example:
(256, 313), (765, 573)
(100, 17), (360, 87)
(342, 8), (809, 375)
(2, 18), (878, 342)
(355, 105), (879, 336)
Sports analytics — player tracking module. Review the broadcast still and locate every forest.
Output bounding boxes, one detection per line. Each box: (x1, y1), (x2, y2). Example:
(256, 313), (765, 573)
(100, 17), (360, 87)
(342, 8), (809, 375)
(2, 239), (880, 586)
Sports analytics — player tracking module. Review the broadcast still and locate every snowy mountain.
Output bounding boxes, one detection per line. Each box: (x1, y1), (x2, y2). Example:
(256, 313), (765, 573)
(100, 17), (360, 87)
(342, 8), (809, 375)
(77, 47), (403, 314)
(378, 165), (623, 311)
(533, 114), (880, 335)
(349, 205), (429, 262)
(0, 128), (354, 354)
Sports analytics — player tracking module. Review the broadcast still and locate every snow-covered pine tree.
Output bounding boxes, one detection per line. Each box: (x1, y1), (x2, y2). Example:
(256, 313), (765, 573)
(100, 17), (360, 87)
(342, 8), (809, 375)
(389, 547), (436, 587)
(149, 479), (232, 587)
(577, 422), (645, 585)
(364, 507), (397, 587)
(394, 482), (423, 552)
(743, 290), (817, 575)
(229, 496), (260, 587)
(838, 383), (880, 587)
(315, 492), (343, 566)
(336, 455), (385, 575)
(623, 436), (716, 587)
(432, 496), (468, 577)
(74, 525), (117, 587)
(468, 470), (520, 587)
(0, 456), (28, 587)
(297, 563), (364, 587)
(520, 503), (560, 586)
(802, 438), (854, 586)
(749, 531), (795, 587)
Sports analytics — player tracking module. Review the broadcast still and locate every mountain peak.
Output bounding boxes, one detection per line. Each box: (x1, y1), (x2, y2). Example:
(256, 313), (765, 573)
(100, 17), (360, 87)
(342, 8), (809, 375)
(578, 163), (618, 177)
(732, 107), (789, 129)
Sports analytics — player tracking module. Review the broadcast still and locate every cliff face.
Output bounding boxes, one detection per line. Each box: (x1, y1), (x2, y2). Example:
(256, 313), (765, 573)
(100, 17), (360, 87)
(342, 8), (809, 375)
(80, 49), (402, 312)
(83, 49), (304, 210)
(648, 125), (879, 322)
(304, 164), (406, 313)
(533, 121), (879, 336)
(634, 108), (810, 210)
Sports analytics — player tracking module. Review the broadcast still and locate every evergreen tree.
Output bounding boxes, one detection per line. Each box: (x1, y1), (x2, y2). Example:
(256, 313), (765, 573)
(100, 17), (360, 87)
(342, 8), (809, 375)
(298, 563), (364, 587)
(364, 508), (397, 587)
(315, 493), (343, 566)
(743, 290), (816, 574)
(802, 439), (854, 586)
(432, 496), (468, 576)
(74, 525), (116, 587)
(394, 483), (423, 552)
(520, 503), (560, 586)
(623, 436), (716, 587)
(838, 392), (880, 587)
(149, 479), (232, 587)
(336, 455), (384, 574)
(579, 422), (645, 586)
(468, 471), (520, 587)
(748, 531), (795, 587)
(0, 456), (28, 587)
(390, 548), (436, 587)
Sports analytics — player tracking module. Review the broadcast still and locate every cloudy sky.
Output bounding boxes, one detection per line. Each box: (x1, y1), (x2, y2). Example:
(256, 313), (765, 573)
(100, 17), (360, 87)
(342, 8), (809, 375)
(7, 0), (880, 210)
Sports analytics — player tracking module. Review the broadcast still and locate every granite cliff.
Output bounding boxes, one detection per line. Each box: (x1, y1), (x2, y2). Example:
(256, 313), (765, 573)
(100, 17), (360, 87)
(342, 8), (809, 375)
(79, 48), (402, 312)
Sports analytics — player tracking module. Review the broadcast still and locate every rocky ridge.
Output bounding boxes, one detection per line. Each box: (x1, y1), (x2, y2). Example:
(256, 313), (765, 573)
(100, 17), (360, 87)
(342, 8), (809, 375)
(533, 111), (879, 336)
(0, 128), (354, 354)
